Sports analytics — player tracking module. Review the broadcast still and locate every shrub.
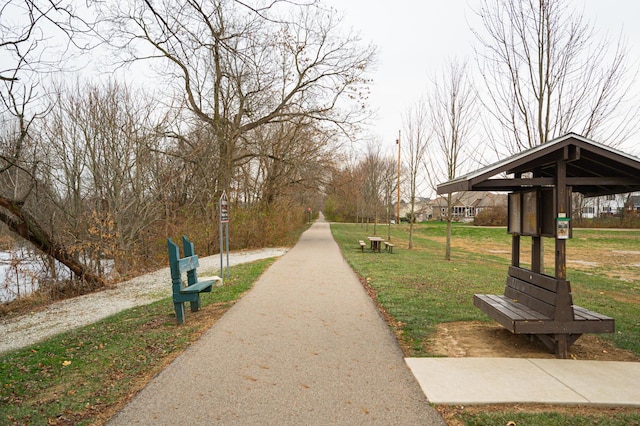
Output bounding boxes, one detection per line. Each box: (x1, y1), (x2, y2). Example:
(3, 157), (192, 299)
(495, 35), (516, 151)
(474, 207), (507, 226)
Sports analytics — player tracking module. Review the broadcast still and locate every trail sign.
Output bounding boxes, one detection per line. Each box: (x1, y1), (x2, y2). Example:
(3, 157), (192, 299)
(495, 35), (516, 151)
(219, 191), (230, 279)
(220, 191), (229, 223)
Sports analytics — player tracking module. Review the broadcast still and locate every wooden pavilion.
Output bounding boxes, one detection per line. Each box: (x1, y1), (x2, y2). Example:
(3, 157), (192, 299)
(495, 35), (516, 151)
(437, 133), (640, 358)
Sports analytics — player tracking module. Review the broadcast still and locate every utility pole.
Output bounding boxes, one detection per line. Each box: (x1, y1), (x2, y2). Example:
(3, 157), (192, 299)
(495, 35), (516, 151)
(396, 130), (401, 223)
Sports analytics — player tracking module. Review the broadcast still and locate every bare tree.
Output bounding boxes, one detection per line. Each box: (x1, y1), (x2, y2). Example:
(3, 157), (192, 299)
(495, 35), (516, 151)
(402, 100), (430, 249)
(427, 60), (477, 260)
(244, 120), (335, 208)
(41, 80), (164, 274)
(323, 152), (362, 223)
(0, 0), (104, 288)
(360, 142), (388, 235)
(474, 0), (640, 152)
(98, 0), (375, 203)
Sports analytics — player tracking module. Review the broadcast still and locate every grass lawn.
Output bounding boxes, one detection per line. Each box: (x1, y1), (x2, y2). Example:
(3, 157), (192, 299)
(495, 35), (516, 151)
(331, 221), (640, 425)
(0, 258), (276, 426)
(2, 222), (639, 425)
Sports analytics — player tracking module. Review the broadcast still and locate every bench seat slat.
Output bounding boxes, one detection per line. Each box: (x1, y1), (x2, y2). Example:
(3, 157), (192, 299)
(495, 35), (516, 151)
(504, 284), (556, 318)
(475, 294), (550, 321)
(515, 317), (615, 334)
(506, 276), (557, 305)
(572, 305), (614, 321)
(474, 294), (549, 332)
(180, 278), (222, 294)
(508, 266), (559, 292)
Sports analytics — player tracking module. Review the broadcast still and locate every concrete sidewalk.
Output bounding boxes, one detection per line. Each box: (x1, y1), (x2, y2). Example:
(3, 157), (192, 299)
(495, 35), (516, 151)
(407, 357), (640, 406)
(108, 216), (445, 425)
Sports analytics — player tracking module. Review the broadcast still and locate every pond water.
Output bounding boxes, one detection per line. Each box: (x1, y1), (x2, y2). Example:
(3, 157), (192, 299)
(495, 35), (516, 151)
(0, 249), (69, 303)
(0, 249), (115, 303)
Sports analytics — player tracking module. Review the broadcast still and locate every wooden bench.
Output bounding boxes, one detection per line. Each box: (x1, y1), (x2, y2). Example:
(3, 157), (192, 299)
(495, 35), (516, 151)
(359, 240), (366, 252)
(473, 265), (614, 358)
(384, 242), (394, 253)
(168, 236), (222, 324)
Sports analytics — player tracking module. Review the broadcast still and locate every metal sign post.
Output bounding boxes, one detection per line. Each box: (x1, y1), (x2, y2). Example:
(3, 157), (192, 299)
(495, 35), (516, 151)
(219, 191), (230, 279)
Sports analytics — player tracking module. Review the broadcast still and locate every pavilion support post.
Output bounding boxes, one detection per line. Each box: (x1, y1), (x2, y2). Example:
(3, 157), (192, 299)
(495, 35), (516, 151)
(556, 160), (568, 280)
(512, 172), (522, 268)
(531, 237), (542, 274)
(555, 159), (571, 359)
(511, 235), (520, 267)
(532, 169), (543, 274)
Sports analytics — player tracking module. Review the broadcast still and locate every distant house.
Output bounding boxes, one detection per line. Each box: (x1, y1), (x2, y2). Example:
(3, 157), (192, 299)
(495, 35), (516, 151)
(397, 197), (434, 222)
(431, 191), (507, 222)
(628, 194), (640, 213)
(578, 193), (640, 218)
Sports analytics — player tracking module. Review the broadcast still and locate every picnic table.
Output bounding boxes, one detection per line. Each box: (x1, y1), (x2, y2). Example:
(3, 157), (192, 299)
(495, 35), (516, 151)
(368, 236), (384, 253)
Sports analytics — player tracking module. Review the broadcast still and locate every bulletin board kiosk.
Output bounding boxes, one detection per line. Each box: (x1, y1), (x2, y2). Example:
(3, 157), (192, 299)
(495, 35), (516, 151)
(437, 133), (640, 358)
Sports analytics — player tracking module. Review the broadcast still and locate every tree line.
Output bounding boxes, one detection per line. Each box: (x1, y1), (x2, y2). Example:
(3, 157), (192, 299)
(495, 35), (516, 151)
(0, 0), (375, 301)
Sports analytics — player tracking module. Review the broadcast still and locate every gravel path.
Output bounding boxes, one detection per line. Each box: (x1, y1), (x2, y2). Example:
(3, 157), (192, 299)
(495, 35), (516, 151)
(0, 248), (287, 354)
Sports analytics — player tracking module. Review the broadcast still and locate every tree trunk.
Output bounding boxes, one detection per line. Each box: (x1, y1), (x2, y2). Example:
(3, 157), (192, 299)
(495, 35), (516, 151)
(408, 195), (416, 249)
(445, 193), (452, 261)
(0, 197), (105, 289)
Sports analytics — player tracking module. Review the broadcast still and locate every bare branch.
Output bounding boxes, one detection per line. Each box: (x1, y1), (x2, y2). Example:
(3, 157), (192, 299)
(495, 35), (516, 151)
(473, 0), (640, 153)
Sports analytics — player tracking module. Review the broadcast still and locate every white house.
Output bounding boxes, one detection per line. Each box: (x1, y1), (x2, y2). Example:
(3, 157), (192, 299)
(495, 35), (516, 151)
(578, 193), (639, 218)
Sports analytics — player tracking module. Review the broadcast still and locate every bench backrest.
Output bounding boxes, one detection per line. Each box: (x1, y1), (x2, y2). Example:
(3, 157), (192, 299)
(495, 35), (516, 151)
(168, 236), (202, 290)
(505, 266), (574, 320)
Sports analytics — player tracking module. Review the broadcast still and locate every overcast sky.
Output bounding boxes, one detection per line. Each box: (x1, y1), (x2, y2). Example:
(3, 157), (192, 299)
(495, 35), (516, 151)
(327, 0), (640, 157)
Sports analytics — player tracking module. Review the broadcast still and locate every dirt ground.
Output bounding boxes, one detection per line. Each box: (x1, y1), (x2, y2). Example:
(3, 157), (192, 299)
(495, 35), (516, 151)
(426, 320), (640, 361)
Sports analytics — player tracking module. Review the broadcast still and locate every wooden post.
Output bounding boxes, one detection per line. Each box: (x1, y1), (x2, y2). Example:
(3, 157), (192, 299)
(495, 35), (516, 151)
(531, 236), (542, 273)
(511, 235), (520, 267)
(531, 169), (543, 274)
(511, 177), (521, 268)
(556, 160), (567, 280)
(555, 158), (570, 359)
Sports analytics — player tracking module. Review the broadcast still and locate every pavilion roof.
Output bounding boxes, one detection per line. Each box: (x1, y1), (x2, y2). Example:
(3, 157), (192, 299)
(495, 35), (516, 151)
(437, 133), (640, 197)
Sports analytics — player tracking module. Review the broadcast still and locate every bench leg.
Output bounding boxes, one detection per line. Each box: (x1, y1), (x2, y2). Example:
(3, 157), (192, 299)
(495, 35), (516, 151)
(174, 301), (186, 325)
(190, 295), (201, 313)
(536, 333), (582, 359)
(555, 334), (568, 359)
(536, 334), (555, 353)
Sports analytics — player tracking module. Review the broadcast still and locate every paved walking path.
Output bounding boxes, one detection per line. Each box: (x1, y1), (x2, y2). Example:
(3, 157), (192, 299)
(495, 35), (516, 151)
(108, 215), (446, 425)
